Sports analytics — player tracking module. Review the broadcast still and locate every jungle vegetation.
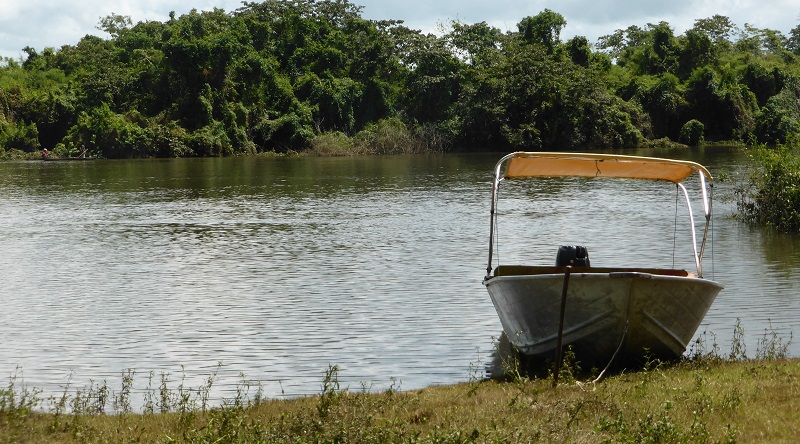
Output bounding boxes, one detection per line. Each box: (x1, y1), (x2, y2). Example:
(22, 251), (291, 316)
(2, 1), (800, 159)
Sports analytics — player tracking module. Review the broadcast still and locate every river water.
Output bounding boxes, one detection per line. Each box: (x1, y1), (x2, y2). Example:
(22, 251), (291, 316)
(0, 147), (797, 405)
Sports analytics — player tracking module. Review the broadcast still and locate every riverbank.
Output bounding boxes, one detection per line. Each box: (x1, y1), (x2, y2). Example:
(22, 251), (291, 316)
(2, 357), (798, 443)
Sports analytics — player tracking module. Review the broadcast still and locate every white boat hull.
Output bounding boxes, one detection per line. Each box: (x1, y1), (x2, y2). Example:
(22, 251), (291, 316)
(485, 268), (723, 367)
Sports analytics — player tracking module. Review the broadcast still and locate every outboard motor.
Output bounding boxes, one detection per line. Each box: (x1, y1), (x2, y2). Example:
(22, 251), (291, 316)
(555, 245), (590, 267)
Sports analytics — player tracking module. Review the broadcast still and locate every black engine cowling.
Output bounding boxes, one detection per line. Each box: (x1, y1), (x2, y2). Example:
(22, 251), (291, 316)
(555, 245), (590, 267)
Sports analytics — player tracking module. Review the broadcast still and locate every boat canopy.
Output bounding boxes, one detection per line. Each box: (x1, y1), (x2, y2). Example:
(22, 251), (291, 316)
(503, 152), (712, 184)
(487, 152), (715, 279)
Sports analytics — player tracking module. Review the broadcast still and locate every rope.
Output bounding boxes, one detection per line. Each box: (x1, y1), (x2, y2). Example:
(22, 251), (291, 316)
(593, 319), (628, 383)
(576, 319), (629, 391)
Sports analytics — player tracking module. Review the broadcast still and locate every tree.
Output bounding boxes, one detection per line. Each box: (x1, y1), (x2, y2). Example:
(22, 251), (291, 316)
(638, 73), (687, 139)
(736, 24), (788, 56)
(648, 22), (678, 74)
(596, 25), (648, 63)
(399, 31), (461, 125)
(447, 21), (503, 67)
(677, 29), (715, 79)
(517, 9), (566, 53)
(692, 15), (735, 44)
(789, 24), (800, 54)
(97, 14), (133, 40)
(566, 36), (591, 67)
(686, 67), (757, 141)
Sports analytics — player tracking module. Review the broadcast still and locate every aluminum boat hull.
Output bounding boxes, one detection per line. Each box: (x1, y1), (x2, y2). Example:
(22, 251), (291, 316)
(485, 268), (722, 367)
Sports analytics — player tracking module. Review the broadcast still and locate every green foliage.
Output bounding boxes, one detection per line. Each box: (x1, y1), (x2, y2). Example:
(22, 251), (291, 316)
(3, 3), (800, 157)
(678, 119), (705, 145)
(566, 36), (591, 67)
(686, 66), (758, 141)
(755, 76), (800, 143)
(355, 117), (424, 154)
(517, 9), (567, 53)
(737, 141), (800, 231)
(0, 118), (39, 151)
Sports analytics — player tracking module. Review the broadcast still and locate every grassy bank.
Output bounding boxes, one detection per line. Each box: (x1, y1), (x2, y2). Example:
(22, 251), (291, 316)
(2, 355), (798, 443)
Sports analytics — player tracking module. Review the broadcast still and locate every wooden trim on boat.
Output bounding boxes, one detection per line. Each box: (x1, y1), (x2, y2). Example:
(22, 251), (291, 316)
(492, 265), (690, 278)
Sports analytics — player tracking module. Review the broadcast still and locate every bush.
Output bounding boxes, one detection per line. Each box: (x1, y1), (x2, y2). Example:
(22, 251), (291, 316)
(309, 131), (361, 156)
(354, 118), (421, 154)
(0, 119), (39, 151)
(737, 141), (800, 231)
(679, 119), (705, 145)
(188, 121), (232, 156)
(66, 104), (148, 158)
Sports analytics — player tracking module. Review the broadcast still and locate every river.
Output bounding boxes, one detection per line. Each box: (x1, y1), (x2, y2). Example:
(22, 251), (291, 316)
(0, 147), (797, 405)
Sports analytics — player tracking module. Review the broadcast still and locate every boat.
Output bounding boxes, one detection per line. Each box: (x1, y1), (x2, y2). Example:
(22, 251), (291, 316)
(42, 156), (96, 161)
(41, 146), (95, 161)
(483, 152), (723, 370)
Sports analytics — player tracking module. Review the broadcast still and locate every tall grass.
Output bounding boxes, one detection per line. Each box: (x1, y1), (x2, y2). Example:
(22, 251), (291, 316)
(1, 322), (796, 443)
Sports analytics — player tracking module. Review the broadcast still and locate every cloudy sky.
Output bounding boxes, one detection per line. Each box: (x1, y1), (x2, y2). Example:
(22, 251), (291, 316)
(1, 0), (799, 60)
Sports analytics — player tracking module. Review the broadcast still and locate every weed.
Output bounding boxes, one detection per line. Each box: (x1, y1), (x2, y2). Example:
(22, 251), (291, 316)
(549, 346), (582, 386)
(158, 372), (172, 413)
(687, 329), (721, 363)
(317, 364), (345, 419)
(730, 318), (747, 361)
(756, 321), (793, 360)
(466, 347), (485, 383)
(113, 369), (134, 414)
(143, 371), (156, 415)
(0, 369), (41, 425)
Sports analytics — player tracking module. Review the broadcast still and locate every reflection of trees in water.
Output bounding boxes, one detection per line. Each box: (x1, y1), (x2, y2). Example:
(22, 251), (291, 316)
(758, 230), (800, 274)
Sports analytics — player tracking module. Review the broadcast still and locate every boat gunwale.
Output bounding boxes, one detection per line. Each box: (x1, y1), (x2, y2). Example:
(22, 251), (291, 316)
(490, 265), (691, 278)
(486, 266), (724, 289)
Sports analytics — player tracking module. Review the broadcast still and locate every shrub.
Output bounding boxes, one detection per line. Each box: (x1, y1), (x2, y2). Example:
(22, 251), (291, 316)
(0, 119), (39, 151)
(737, 140), (800, 231)
(355, 118), (421, 154)
(309, 131), (361, 156)
(679, 119), (705, 145)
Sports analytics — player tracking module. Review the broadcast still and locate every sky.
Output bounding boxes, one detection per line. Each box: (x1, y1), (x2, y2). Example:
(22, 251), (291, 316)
(1, 0), (799, 60)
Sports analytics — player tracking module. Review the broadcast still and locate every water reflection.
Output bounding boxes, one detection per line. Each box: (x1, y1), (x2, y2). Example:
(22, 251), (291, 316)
(0, 149), (797, 405)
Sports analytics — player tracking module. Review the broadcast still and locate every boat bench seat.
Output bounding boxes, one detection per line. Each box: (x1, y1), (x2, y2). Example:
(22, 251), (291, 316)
(494, 265), (690, 277)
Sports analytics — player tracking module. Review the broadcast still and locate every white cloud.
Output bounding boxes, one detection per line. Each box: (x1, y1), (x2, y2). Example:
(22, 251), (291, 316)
(0, 0), (244, 59)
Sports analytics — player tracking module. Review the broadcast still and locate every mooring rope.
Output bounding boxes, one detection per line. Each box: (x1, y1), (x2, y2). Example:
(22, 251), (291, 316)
(576, 319), (629, 391)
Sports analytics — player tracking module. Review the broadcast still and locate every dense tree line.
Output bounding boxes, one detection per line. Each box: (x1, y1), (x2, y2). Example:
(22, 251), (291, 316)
(2, 1), (800, 158)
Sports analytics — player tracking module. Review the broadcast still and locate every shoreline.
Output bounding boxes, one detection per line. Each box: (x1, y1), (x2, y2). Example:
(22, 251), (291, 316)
(2, 357), (798, 442)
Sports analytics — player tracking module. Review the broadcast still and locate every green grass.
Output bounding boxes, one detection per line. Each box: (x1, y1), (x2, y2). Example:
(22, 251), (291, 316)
(1, 324), (797, 443)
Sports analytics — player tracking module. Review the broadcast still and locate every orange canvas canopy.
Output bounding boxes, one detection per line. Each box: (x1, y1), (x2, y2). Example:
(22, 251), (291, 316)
(502, 152), (711, 183)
